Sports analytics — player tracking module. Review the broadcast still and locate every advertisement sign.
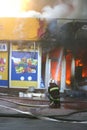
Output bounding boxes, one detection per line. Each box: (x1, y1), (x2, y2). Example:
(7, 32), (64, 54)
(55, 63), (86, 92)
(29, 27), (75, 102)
(0, 18), (46, 40)
(11, 51), (38, 81)
(0, 51), (8, 87)
(0, 43), (7, 51)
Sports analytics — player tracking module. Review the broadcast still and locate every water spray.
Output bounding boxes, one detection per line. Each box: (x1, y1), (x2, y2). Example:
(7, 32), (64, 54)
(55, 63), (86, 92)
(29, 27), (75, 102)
(54, 47), (64, 84)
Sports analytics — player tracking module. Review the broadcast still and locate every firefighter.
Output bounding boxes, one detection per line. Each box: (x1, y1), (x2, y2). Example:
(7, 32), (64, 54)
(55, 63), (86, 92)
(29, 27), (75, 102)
(48, 80), (60, 108)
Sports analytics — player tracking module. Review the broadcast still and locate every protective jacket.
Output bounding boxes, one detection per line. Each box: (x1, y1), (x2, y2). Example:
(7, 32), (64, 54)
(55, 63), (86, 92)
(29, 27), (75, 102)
(48, 82), (60, 102)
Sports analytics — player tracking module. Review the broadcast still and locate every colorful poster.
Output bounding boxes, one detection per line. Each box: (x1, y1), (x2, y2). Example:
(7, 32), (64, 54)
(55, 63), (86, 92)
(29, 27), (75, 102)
(11, 51), (38, 81)
(0, 57), (6, 72)
(0, 51), (8, 87)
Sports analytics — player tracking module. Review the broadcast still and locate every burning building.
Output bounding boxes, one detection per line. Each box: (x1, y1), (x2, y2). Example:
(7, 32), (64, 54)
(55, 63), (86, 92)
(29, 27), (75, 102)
(0, 0), (87, 92)
(42, 19), (87, 92)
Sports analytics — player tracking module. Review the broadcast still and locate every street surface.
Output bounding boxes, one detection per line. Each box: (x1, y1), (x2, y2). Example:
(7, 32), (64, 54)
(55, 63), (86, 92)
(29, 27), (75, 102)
(0, 117), (87, 130)
(0, 96), (87, 129)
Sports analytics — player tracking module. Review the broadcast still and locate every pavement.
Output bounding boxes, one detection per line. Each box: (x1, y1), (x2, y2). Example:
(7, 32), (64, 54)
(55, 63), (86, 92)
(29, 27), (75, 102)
(0, 88), (87, 130)
(0, 87), (87, 118)
(0, 94), (87, 117)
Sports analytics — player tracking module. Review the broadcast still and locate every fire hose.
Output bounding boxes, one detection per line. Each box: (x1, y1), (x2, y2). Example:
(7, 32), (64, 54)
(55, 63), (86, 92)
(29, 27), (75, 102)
(0, 97), (87, 124)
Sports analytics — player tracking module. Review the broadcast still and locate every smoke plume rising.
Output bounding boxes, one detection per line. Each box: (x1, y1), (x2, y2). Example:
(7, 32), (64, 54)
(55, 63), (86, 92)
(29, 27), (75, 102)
(21, 0), (87, 20)
(0, 0), (86, 20)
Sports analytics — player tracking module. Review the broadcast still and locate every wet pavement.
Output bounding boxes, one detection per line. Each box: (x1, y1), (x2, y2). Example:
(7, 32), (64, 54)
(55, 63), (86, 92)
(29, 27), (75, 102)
(0, 94), (87, 130)
(0, 87), (87, 123)
(0, 95), (87, 117)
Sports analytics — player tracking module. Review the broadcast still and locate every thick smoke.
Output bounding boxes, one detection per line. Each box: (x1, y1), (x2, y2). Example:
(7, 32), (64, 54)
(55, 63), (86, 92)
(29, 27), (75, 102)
(20, 0), (87, 20)
(42, 3), (73, 19)
(43, 0), (86, 20)
(18, 0), (87, 41)
(0, 0), (86, 20)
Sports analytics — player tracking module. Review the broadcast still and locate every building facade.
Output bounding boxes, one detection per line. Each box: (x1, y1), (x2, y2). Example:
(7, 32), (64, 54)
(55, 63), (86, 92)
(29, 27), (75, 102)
(0, 18), (46, 89)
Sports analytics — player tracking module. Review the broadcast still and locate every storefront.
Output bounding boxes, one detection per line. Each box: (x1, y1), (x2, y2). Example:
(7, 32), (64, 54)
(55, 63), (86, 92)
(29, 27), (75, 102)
(0, 18), (46, 88)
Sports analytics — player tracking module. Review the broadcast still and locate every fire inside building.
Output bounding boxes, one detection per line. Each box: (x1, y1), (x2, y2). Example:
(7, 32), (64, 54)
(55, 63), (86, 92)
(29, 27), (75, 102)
(41, 19), (87, 93)
(0, 18), (87, 93)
